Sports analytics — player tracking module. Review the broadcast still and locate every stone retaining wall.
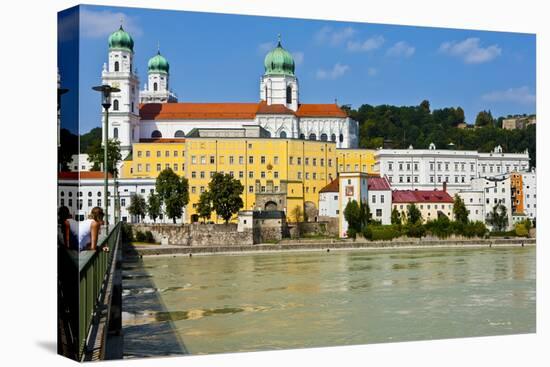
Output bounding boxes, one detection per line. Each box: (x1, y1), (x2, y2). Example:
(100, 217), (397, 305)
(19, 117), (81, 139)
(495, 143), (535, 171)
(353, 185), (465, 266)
(133, 223), (253, 246)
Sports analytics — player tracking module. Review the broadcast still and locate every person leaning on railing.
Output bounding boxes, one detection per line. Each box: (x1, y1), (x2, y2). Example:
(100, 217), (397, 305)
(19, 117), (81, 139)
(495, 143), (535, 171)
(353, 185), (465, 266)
(66, 207), (110, 252)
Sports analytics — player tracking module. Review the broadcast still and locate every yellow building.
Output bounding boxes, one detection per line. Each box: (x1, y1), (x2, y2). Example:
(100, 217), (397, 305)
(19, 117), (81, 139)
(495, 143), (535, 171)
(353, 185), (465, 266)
(336, 149), (377, 174)
(121, 132), (337, 222)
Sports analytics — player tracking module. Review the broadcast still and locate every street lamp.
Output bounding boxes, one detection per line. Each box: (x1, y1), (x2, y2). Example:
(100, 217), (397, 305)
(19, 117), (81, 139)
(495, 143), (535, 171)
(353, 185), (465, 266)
(92, 84), (120, 228)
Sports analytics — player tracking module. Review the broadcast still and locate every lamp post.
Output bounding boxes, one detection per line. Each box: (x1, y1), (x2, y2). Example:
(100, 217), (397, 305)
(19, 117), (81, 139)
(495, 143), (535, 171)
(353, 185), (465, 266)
(92, 85), (120, 228)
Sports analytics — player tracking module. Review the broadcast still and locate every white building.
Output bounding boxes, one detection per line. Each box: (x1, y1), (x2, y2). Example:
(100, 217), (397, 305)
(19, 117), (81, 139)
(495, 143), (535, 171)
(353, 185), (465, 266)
(58, 172), (177, 224)
(68, 154), (93, 172)
(522, 170), (537, 221)
(100, 28), (358, 152)
(338, 172), (368, 238)
(367, 176), (392, 225)
(375, 143), (529, 194)
(318, 179), (340, 219)
(469, 176), (513, 231)
(456, 190), (485, 223)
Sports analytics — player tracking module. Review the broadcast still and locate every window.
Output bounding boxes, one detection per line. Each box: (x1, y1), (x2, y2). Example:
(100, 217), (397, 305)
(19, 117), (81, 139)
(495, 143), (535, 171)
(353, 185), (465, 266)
(191, 171), (196, 178)
(331, 134), (336, 142)
(249, 171), (254, 178)
(200, 156), (206, 164)
(174, 130), (185, 138)
(153, 82), (158, 91)
(320, 133), (328, 141)
(156, 164), (161, 171)
(274, 156), (279, 165)
(113, 127), (118, 139)
(97, 199), (101, 206)
(305, 158), (309, 166)
(229, 156), (234, 165)
(389, 163), (393, 171)
(286, 85), (292, 104)
(261, 156), (266, 164)
(261, 172), (266, 178)
(146, 151), (150, 157)
(249, 156), (254, 164)
(297, 157), (302, 165)
(113, 99), (119, 111)
(339, 134), (344, 143)
(121, 199), (126, 207)
(137, 151), (142, 158)
(200, 171), (205, 179)
(372, 195), (376, 204)
(239, 171), (244, 178)
(165, 150), (170, 157)
(376, 209), (382, 217)
(114, 61), (119, 71)
(88, 199), (92, 207)
(137, 164), (142, 172)
(309, 133), (316, 141)
(249, 186), (254, 193)
(151, 130), (162, 138)
(280, 131), (287, 138)
(146, 164), (150, 172)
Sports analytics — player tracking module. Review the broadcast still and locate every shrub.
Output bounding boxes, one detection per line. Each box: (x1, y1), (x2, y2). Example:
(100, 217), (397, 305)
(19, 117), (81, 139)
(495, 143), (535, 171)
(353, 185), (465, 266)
(135, 230), (146, 242)
(362, 226), (373, 240)
(515, 223), (529, 237)
(405, 222), (426, 238)
(145, 230), (155, 243)
(121, 223), (134, 242)
(347, 227), (357, 240)
(370, 225), (402, 241)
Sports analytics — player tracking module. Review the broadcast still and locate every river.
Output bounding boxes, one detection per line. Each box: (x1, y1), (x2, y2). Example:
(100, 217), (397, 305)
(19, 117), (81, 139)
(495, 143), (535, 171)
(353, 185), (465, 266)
(121, 246), (535, 358)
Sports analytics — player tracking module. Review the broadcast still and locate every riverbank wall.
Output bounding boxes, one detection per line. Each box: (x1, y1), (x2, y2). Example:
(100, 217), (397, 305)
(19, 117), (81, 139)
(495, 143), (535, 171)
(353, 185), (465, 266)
(125, 237), (535, 257)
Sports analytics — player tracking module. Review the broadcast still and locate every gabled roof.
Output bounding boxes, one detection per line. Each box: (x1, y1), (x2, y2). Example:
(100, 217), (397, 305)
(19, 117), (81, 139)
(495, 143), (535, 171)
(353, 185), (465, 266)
(367, 176), (391, 191)
(58, 171), (113, 180)
(320, 179), (339, 193)
(139, 102), (348, 120)
(392, 190), (454, 204)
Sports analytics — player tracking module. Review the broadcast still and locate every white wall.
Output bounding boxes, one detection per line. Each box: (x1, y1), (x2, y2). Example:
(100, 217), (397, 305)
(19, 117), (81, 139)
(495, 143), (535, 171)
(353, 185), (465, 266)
(319, 191), (339, 218)
(368, 190), (391, 225)
(522, 171), (537, 221)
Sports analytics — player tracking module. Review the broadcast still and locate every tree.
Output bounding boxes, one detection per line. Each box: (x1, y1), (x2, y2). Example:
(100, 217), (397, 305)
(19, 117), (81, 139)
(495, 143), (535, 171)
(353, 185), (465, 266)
(487, 203), (508, 232)
(290, 205), (304, 223)
(196, 191), (213, 223)
(453, 194), (469, 224)
(475, 110), (494, 127)
(406, 203), (422, 224)
(420, 100), (431, 114)
(344, 200), (362, 234)
(128, 193), (146, 223)
(208, 173), (244, 223)
(391, 207), (402, 225)
(155, 168), (189, 223)
(360, 201), (372, 227)
(455, 107), (465, 125)
(87, 138), (122, 175)
(147, 192), (162, 223)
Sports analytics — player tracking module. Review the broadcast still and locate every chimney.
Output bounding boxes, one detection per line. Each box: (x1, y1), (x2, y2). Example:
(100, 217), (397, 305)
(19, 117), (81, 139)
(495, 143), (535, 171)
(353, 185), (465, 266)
(443, 181), (447, 192)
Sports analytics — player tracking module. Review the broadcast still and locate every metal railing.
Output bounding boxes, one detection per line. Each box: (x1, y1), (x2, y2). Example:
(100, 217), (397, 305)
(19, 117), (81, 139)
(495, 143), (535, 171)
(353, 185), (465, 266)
(58, 222), (122, 360)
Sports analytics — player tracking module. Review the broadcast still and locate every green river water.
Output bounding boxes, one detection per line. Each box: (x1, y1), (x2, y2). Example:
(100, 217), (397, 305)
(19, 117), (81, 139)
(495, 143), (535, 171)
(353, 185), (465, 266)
(122, 246), (535, 358)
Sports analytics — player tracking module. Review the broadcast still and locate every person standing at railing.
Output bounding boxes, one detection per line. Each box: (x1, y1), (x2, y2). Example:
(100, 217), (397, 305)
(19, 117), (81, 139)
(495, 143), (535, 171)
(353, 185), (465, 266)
(58, 206), (75, 249)
(69, 207), (109, 252)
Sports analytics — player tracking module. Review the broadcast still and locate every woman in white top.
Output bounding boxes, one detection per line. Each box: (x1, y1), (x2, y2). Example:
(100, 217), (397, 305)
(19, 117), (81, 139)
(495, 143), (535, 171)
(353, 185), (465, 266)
(67, 207), (107, 252)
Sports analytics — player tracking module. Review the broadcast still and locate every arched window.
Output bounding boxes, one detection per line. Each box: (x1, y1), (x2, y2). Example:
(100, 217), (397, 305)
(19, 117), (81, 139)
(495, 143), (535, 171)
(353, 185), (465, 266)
(339, 134), (344, 143)
(320, 133), (328, 142)
(114, 61), (119, 72)
(153, 82), (158, 91)
(299, 133), (305, 140)
(265, 86), (268, 100)
(265, 131), (272, 137)
(151, 130), (162, 138)
(113, 127), (119, 139)
(286, 85), (292, 104)
(331, 134), (336, 142)
(174, 130), (185, 138)
(280, 131), (287, 138)
(309, 133), (316, 141)
(113, 99), (119, 111)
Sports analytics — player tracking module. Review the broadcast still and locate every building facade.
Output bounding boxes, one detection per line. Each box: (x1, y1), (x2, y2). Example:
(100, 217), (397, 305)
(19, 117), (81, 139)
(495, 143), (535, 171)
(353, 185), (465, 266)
(521, 170), (536, 221)
(375, 143), (529, 194)
(337, 149), (377, 174)
(338, 172), (369, 238)
(367, 176), (392, 225)
(318, 179), (339, 219)
(470, 176), (513, 231)
(392, 189), (454, 223)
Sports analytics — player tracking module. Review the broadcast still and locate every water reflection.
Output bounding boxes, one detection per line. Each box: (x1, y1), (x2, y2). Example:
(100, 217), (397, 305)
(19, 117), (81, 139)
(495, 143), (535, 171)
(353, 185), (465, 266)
(123, 246), (535, 357)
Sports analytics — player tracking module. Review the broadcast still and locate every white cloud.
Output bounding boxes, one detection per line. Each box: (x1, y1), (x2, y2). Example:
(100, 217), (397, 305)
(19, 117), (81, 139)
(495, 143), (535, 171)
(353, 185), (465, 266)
(315, 26), (356, 46)
(439, 37), (501, 64)
(258, 41), (275, 54)
(347, 35), (385, 52)
(292, 51), (304, 66)
(367, 67), (378, 76)
(482, 86), (535, 105)
(386, 41), (415, 57)
(316, 63), (350, 80)
(80, 8), (143, 38)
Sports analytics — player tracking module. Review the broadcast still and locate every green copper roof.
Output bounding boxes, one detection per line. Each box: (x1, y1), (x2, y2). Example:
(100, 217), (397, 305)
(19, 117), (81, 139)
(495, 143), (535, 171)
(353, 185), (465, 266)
(264, 36), (295, 76)
(108, 26), (134, 52)
(148, 51), (169, 73)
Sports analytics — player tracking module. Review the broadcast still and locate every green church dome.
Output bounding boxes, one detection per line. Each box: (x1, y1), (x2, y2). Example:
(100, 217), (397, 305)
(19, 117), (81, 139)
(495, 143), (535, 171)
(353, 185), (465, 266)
(264, 36), (295, 76)
(148, 51), (169, 73)
(108, 26), (134, 52)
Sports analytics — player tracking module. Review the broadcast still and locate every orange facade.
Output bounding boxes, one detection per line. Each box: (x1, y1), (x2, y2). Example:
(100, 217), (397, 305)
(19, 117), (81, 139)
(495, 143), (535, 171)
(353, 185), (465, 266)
(511, 173), (524, 214)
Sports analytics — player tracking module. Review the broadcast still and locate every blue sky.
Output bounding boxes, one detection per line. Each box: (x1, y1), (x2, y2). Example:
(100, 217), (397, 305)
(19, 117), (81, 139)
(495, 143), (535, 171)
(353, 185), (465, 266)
(58, 5), (536, 134)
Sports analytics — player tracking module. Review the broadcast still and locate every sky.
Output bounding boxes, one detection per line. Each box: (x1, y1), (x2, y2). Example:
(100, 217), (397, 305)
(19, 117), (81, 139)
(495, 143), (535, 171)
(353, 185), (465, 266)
(58, 5), (536, 135)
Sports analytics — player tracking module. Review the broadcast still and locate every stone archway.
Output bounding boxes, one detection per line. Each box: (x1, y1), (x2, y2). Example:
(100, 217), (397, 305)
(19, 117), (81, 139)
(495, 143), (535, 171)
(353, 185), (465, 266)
(265, 201), (278, 211)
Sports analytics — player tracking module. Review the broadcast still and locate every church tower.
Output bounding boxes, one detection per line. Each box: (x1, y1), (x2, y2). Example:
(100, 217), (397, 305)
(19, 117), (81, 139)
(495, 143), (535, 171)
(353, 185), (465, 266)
(101, 25), (140, 158)
(140, 47), (177, 103)
(260, 36), (299, 111)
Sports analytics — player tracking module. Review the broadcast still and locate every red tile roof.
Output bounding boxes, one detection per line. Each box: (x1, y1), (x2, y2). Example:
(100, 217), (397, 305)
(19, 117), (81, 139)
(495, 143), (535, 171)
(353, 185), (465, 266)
(367, 176), (391, 191)
(319, 179), (339, 193)
(139, 102), (348, 120)
(58, 171), (113, 180)
(139, 138), (186, 143)
(392, 190), (454, 204)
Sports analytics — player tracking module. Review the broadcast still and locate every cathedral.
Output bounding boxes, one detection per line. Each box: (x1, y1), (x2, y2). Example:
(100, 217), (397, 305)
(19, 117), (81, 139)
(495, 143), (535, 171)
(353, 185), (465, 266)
(101, 26), (359, 157)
